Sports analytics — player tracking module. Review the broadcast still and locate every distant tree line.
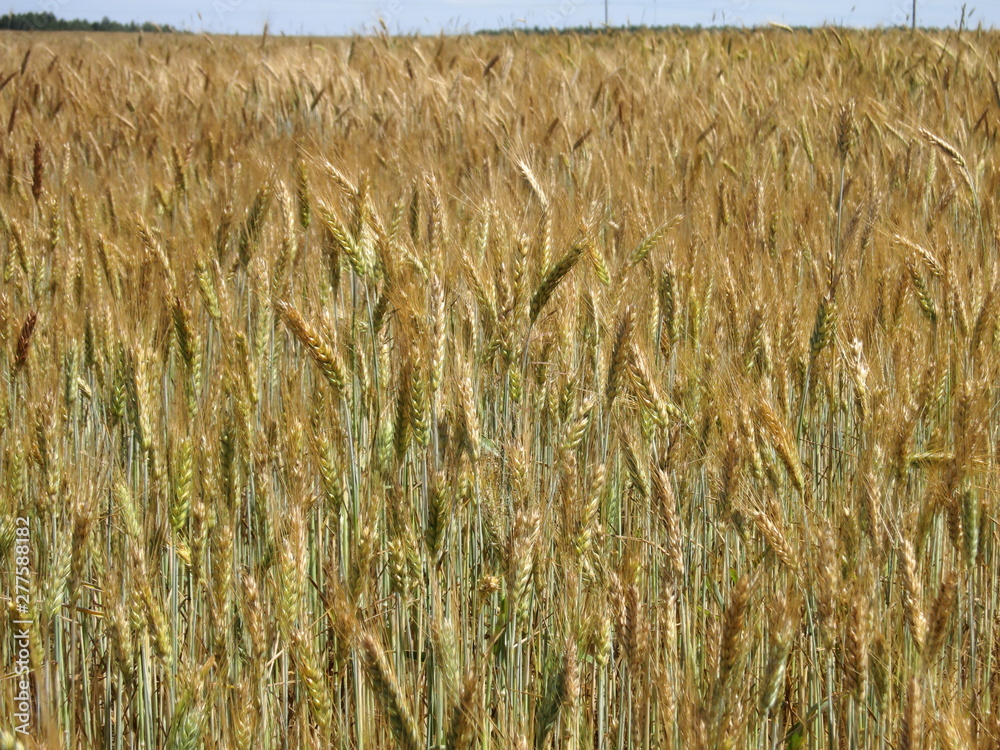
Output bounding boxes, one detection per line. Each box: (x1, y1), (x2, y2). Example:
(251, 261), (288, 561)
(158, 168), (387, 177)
(0, 11), (180, 32)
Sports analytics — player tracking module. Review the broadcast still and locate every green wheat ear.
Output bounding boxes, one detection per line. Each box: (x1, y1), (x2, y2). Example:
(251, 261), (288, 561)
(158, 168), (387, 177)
(530, 243), (584, 325)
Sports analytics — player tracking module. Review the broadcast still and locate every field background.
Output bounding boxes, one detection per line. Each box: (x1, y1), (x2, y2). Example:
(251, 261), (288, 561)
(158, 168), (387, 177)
(0, 26), (999, 749)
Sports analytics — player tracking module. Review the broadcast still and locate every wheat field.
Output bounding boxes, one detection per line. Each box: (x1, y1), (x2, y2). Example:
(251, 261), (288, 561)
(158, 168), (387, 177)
(0, 25), (998, 749)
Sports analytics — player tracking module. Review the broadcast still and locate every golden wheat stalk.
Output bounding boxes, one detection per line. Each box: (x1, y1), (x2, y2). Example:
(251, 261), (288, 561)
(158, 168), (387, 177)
(275, 300), (345, 394)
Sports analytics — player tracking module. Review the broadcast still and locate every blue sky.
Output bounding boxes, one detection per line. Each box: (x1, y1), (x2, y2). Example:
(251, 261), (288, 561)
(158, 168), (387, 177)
(12, 0), (993, 35)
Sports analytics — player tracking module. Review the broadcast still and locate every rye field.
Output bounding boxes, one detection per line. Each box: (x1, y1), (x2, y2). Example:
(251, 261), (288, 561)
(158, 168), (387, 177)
(0, 25), (999, 749)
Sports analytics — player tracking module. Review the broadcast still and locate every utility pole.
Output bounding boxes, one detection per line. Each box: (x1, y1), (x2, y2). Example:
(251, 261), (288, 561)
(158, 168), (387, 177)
(912, 0), (916, 30)
(605, 0), (608, 26)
